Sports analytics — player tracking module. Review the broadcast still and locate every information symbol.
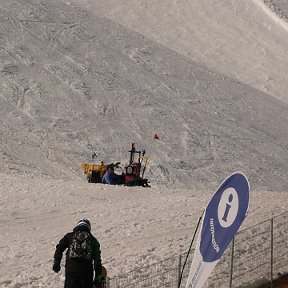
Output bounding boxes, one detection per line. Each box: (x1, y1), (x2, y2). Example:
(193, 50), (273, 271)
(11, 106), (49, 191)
(218, 188), (239, 228)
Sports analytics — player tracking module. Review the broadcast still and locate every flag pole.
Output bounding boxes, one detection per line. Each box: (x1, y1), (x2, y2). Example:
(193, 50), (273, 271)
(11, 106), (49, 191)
(144, 134), (159, 176)
(148, 134), (159, 153)
(178, 210), (204, 288)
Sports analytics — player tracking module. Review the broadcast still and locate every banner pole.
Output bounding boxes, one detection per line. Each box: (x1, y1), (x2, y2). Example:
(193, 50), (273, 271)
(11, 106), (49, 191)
(270, 218), (274, 288)
(178, 211), (204, 288)
(229, 237), (235, 288)
(177, 255), (182, 288)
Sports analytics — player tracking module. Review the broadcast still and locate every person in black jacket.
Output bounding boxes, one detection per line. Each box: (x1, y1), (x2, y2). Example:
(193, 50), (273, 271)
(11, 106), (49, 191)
(52, 218), (102, 288)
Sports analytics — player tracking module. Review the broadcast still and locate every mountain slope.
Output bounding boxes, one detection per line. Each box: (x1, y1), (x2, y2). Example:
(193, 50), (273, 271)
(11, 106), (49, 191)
(71, 0), (288, 103)
(0, 0), (288, 190)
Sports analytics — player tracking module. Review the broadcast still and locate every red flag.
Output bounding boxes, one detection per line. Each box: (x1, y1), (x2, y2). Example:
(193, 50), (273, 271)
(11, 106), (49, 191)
(154, 134), (160, 140)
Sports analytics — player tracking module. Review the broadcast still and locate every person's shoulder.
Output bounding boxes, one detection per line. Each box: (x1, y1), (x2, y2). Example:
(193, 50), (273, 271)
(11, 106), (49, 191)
(57, 231), (74, 246)
(91, 234), (100, 246)
(63, 231), (74, 239)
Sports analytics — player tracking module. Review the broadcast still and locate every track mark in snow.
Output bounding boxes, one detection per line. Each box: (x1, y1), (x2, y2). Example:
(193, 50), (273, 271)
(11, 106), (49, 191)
(232, 0), (250, 18)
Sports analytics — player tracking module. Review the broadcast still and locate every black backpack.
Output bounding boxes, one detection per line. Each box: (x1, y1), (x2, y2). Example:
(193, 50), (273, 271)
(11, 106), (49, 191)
(68, 231), (92, 260)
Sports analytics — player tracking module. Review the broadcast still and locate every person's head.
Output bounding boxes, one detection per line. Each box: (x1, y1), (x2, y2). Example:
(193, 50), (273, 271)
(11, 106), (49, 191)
(107, 165), (114, 172)
(76, 218), (91, 231)
(126, 166), (133, 174)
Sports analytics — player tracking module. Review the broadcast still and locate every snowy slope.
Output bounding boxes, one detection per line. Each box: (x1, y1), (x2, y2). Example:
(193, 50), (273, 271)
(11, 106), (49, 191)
(0, 173), (287, 287)
(1, 0), (288, 191)
(70, 0), (288, 103)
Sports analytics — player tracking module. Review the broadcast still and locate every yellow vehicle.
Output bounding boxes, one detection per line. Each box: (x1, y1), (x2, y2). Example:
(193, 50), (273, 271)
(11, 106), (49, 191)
(80, 162), (109, 183)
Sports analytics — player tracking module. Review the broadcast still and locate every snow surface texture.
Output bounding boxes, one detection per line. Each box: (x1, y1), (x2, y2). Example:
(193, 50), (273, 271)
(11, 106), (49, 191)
(1, 0), (288, 191)
(0, 173), (287, 287)
(1, 0), (288, 287)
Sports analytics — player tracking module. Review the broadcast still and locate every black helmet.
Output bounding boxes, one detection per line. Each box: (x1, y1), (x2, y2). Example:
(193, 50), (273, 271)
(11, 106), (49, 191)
(107, 164), (114, 171)
(77, 218), (91, 231)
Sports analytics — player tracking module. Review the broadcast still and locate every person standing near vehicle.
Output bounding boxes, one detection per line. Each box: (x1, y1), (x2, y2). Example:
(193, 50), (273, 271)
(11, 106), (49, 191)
(52, 218), (102, 288)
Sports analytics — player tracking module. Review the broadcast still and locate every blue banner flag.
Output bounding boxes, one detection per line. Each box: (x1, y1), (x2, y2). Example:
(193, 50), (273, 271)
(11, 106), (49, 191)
(185, 172), (250, 288)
